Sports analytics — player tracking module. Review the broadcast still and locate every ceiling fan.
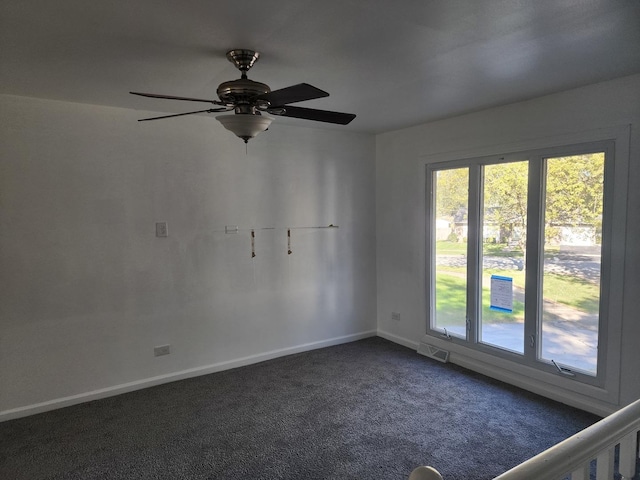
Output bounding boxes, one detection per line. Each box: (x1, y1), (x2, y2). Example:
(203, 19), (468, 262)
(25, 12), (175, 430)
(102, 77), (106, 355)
(130, 49), (356, 143)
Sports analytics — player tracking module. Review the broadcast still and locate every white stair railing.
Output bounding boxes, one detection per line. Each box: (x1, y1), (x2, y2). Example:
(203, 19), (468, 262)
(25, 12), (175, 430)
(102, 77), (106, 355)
(410, 398), (640, 480)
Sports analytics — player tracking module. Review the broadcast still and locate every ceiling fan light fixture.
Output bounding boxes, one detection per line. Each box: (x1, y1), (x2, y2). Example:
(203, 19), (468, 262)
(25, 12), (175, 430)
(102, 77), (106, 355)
(216, 114), (272, 143)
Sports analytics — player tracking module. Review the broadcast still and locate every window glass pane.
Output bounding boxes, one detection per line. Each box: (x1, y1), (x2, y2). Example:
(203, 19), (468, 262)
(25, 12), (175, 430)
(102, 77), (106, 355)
(480, 161), (528, 353)
(540, 153), (604, 375)
(433, 168), (469, 337)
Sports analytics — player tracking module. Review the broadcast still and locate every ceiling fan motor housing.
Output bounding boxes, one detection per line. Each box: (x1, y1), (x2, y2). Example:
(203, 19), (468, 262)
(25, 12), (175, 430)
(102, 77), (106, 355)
(216, 78), (271, 107)
(217, 49), (272, 110)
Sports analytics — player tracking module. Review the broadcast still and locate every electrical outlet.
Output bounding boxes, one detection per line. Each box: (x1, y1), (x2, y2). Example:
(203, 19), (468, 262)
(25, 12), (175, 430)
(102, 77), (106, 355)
(154, 344), (170, 356)
(225, 225), (238, 234)
(392, 312), (401, 321)
(156, 222), (168, 237)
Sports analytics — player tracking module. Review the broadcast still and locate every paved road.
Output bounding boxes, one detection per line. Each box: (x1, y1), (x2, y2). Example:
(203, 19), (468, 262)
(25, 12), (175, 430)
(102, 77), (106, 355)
(437, 253), (601, 282)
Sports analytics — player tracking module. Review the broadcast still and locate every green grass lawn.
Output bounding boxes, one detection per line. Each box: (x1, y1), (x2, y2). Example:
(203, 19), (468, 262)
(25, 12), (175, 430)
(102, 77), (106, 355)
(539, 273), (600, 313)
(434, 272), (525, 327)
(436, 240), (561, 258)
(434, 266), (599, 329)
(435, 241), (468, 255)
(436, 240), (524, 257)
(434, 240), (599, 315)
(475, 269), (599, 314)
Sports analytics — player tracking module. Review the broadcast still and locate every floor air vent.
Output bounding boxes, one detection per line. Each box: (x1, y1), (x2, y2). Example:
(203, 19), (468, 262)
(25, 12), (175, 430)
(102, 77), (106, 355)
(418, 343), (450, 363)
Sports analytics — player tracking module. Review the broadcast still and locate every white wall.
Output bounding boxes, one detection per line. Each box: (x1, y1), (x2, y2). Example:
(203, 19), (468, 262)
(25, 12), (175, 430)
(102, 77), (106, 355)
(376, 74), (640, 413)
(3, 75), (638, 420)
(0, 95), (377, 418)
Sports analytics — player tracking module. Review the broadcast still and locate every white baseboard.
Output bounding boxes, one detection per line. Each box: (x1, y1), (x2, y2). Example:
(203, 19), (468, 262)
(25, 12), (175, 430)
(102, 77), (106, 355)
(376, 330), (419, 350)
(450, 353), (616, 417)
(0, 330), (377, 422)
(418, 334), (619, 417)
(380, 331), (618, 416)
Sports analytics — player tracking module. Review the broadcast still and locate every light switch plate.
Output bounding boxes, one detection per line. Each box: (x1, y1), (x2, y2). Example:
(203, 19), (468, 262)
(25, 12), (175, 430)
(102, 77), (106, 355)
(156, 222), (168, 237)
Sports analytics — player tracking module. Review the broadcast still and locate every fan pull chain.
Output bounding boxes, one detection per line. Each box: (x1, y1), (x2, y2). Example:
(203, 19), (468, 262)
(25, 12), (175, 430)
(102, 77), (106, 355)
(287, 229), (292, 255)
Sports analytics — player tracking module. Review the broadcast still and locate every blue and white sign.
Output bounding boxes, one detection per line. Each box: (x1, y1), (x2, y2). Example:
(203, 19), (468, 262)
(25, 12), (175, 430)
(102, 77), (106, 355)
(490, 275), (513, 313)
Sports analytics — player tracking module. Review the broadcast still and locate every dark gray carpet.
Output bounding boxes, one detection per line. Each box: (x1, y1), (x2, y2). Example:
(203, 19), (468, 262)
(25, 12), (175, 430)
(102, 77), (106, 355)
(0, 337), (600, 480)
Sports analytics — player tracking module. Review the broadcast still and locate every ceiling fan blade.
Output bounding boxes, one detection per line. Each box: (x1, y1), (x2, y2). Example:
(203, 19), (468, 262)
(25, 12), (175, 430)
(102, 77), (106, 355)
(269, 105), (356, 125)
(258, 83), (329, 106)
(130, 91), (222, 104)
(137, 108), (227, 122)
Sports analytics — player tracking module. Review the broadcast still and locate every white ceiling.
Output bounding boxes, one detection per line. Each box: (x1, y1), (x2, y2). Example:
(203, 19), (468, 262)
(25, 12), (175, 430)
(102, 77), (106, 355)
(2, 0), (639, 134)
